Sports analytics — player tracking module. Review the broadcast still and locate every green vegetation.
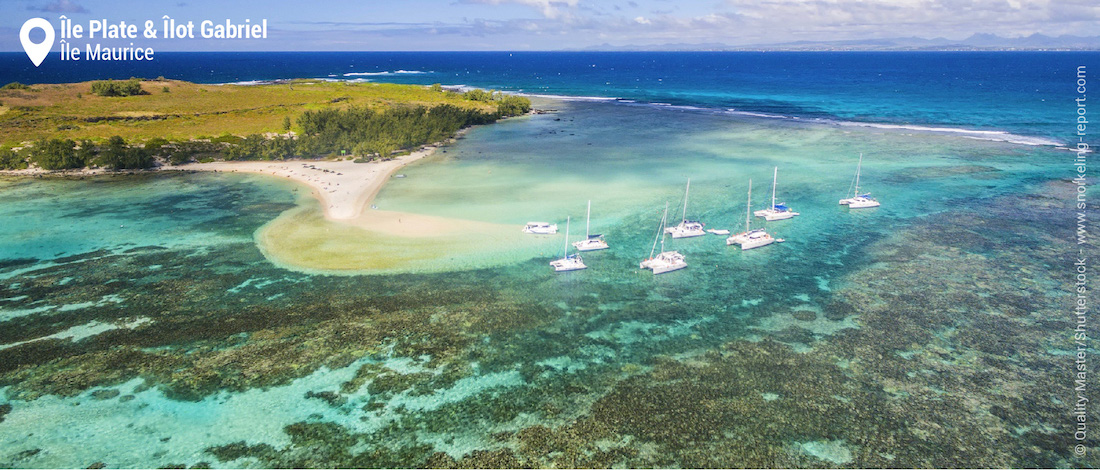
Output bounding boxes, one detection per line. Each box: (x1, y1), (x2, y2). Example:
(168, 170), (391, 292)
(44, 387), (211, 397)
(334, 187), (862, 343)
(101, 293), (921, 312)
(0, 148), (27, 170)
(463, 88), (494, 102)
(293, 104), (496, 160)
(93, 136), (155, 169)
(90, 79), (146, 97)
(1, 82), (31, 91)
(0, 79), (530, 171)
(2, 135), (162, 170)
(497, 95), (532, 116)
(28, 139), (83, 170)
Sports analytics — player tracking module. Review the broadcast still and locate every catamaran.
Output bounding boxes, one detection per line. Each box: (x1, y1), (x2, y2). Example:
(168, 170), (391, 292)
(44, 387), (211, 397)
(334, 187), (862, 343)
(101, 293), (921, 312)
(839, 153), (881, 209)
(641, 202), (688, 274)
(754, 167), (800, 221)
(572, 200), (610, 251)
(523, 221), (558, 234)
(728, 179), (776, 250)
(550, 217), (587, 272)
(665, 179), (706, 238)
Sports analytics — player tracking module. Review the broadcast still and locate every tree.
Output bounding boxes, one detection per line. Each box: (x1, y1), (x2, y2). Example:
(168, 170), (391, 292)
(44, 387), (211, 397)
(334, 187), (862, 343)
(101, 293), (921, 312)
(282, 116), (292, 132)
(0, 148), (26, 170)
(75, 140), (97, 164)
(429, 83), (443, 93)
(29, 139), (82, 170)
(95, 136), (154, 169)
(145, 137), (169, 155)
(497, 96), (531, 117)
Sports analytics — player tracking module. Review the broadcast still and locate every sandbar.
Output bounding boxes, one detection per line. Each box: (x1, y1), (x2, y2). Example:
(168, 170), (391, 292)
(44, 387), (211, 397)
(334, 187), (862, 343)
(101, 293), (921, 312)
(167, 146), (437, 221)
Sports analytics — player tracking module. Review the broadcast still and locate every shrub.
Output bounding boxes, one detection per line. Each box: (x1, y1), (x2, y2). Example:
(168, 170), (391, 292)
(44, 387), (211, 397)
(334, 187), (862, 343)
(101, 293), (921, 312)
(211, 134), (243, 145)
(144, 137), (170, 155)
(0, 148), (27, 170)
(497, 95), (531, 117)
(463, 89), (494, 102)
(90, 79), (146, 97)
(29, 138), (83, 170)
(94, 136), (154, 169)
(1, 82), (31, 91)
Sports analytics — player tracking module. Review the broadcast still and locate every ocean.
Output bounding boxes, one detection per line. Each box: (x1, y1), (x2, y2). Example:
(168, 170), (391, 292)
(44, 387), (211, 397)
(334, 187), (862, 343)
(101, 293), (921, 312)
(0, 51), (1097, 468)
(0, 51), (1089, 141)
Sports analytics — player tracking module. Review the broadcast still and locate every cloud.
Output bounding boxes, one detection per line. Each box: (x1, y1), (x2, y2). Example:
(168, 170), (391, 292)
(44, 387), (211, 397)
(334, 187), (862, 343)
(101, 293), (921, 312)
(634, 16), (651, 24)
(719, 0), (1100, 38)
(461, 0), (580, 19)
(27, 0), (88, 13)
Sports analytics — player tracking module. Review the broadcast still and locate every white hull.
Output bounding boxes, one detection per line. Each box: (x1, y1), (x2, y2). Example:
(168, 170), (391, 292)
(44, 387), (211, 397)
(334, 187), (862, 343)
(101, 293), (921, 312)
(550, 217), (585, 271)
(756, 209), (799, 221)
(640, 251), (687, 274)
(573, 239), (609, 251)
(707, 229), (731, 235)
(550, 257), (587, 271)
(575, 200), (610, 251)
(665, 221), (705, 238)
(726, 230), (775, 250)
(523, 222), (558, 234)
(842, 154), (880, 209)
(848, 198), (880, 209)
(668, 227), (706, 238)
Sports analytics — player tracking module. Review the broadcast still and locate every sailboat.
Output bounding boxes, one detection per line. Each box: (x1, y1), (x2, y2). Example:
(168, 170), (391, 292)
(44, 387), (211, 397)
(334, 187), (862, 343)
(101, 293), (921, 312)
(664, 179), (706, 238)
(550, 216), (587, 272)
(754, 167), (800, 221)
(523, 221), (558, 234)
(641, 202), (688, 274)
(572, 200), (610, 251)
(727, 179), (776, 250)
(839, 153), (881, 209)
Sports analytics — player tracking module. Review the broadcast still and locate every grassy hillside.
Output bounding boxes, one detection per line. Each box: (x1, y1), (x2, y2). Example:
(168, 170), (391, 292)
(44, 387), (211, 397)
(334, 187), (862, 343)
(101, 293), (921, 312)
(0, 79), (497, 147)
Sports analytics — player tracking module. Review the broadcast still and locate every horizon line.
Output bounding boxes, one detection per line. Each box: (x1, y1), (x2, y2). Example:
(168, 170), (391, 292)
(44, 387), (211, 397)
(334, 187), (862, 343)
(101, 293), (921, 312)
(1, 49), (1099, 54)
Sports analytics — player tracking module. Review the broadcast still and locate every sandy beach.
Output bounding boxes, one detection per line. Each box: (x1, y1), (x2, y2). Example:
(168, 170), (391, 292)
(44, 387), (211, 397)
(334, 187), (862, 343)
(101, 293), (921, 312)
(166, 147), (437, 221)
(0, 145), (439, 222)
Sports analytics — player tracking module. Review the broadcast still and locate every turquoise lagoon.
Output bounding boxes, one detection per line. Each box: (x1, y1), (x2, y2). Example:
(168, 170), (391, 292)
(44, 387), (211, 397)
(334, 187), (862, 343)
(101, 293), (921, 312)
(0, 98), (1091, 468)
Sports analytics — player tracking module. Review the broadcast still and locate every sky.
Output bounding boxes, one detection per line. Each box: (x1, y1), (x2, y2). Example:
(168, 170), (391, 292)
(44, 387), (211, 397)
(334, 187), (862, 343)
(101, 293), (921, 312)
(1, 0), (1098, 51)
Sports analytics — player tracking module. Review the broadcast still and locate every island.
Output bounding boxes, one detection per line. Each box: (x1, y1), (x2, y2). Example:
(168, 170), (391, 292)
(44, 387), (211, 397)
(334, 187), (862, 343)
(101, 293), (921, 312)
(0, 78), (531, 221)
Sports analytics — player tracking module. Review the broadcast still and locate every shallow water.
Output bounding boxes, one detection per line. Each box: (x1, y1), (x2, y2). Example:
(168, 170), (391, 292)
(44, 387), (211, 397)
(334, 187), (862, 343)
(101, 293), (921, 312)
(0, 98), (1091, 468)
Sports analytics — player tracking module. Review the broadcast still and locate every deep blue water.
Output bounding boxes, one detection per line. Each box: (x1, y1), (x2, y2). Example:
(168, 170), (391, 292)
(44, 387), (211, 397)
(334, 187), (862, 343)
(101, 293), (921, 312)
(1, 51), (1095, 142)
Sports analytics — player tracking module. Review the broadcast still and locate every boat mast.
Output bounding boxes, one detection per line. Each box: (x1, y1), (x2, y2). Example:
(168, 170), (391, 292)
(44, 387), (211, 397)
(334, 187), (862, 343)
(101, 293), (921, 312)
(661, 204), (667, 253)
(650, 202), (668, 258)
(563, 217), (570, 258)
(854, 153), (863, 195)
(682, 179), (690, 222)
(585, 200), (592, 238)
(771, 167), (778, 210)
(746, 179), (752, 232)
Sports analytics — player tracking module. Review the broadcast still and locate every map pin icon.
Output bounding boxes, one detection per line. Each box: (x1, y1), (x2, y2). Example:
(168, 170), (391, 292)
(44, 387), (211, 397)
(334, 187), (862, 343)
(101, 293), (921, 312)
(20, 18), (55, 67)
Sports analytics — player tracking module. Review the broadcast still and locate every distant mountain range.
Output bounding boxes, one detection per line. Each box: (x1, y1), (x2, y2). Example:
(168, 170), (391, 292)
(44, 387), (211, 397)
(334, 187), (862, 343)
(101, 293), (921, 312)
(578, 33), (1100, 51)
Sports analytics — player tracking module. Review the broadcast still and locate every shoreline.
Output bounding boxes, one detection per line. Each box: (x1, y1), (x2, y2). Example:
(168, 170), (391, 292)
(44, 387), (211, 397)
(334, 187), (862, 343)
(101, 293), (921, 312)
(0, 130), (470, 222)
(166, 145), (439, 221)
